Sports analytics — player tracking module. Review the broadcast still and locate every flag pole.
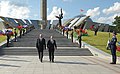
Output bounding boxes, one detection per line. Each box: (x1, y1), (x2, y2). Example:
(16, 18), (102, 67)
(106, 27), (110, 50)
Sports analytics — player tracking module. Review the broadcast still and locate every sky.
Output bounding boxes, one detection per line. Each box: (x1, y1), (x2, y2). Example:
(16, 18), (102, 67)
(0, 0), (120, 25)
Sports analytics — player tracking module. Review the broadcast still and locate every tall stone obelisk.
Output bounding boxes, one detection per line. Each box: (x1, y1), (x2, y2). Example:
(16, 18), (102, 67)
(41, 0), (47, 29)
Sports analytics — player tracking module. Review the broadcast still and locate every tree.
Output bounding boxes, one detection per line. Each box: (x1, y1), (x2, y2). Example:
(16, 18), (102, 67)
(113, 16), (120, 33)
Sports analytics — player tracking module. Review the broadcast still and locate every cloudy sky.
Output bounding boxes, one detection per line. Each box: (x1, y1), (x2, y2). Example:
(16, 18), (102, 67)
(0, 0), (120, 25)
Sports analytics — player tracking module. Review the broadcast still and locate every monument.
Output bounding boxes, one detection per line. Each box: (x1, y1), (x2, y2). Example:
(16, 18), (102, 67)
(41, 0), (47, 29)
(56, 8), (63, 27)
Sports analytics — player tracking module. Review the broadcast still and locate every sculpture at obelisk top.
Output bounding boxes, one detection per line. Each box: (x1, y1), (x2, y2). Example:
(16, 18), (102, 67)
(55, 8), (63, 28)
(41, 0), (47, 29)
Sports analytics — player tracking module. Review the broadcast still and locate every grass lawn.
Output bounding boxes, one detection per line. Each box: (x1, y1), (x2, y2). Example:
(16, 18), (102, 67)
(0, 28), (20, 43)
(0, 35), (6, 43)
(82, 30), (120, 56)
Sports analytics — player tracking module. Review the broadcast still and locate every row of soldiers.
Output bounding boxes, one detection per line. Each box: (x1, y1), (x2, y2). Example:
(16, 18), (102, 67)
(6, 28), (26, 47)
(62, 29), (82, 48)
(62, 27), (118, 64)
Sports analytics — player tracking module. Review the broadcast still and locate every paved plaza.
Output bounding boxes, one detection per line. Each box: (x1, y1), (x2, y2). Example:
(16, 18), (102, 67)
(0, 55), (120, 74)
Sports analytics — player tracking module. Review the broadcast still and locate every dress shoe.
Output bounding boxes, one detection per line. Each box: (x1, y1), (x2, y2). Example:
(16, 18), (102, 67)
(52, 60), (54, 63)
(110, 62), (116, 64)
(40, 59), (42, 63)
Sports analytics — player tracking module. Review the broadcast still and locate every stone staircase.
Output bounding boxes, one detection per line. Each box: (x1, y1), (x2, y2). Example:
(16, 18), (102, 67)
(9, 29), (78, 47)
(1, 29), (93, 56)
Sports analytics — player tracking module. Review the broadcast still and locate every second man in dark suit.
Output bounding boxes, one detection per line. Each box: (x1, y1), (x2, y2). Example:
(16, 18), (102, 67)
(47, 36), (57, 62)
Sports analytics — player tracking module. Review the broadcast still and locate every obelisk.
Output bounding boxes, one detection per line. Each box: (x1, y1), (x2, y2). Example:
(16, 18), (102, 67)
(41, 0), (47, 29)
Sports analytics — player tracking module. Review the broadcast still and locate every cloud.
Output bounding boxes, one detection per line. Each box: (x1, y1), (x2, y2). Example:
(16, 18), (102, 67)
(96, 17), (112, 24)
(47, 8), (49, 15)
(86, 7), (100, 17)
(94, 2), (120, 24)
(47, 6), (66, 20)
(103, 2), (120, 15)
(96, 13), (120, 24)
(85, 4), (120, 25)
(47, 8), (49, 12)
(34, 14), (38, 17)
(0, 0), (30, 19)
(62, 0), (72, 2)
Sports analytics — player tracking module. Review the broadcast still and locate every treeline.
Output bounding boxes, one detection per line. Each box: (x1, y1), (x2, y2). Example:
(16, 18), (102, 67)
(110, 16), (120, 33)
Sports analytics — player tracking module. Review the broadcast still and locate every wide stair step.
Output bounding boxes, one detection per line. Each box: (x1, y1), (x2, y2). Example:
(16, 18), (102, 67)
(2, 47), (93, 56)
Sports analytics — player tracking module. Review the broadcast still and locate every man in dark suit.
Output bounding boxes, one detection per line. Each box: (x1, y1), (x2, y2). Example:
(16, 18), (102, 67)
(109, 31), (117, 64)
(36, 34), (46, 62)
(47, 36), (57, 62)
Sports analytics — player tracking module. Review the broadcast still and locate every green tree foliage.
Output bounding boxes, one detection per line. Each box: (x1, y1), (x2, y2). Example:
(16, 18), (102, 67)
(113, 16), (120, 33)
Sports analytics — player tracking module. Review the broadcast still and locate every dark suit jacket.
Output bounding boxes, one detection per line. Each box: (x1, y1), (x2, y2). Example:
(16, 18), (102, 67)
(47, 40), (57, 51)
(109, 37), (117, 51)
(36, 38), (46, 51)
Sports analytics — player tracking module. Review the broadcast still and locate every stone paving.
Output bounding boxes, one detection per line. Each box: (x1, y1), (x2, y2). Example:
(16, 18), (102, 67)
(0, 55), (120, 74)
